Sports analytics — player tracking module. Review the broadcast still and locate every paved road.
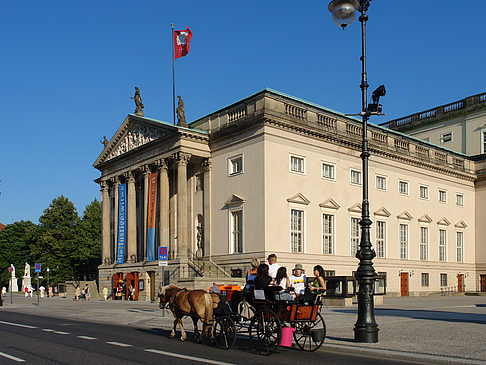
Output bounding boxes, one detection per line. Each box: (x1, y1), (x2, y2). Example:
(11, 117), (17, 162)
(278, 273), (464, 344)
(0, 311), (424, 365)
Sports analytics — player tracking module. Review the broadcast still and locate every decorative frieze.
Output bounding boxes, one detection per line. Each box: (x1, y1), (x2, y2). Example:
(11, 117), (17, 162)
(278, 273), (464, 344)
(109, 124), (165, 160)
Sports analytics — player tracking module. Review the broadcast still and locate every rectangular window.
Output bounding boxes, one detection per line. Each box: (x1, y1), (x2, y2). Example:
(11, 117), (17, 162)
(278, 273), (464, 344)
(440, 273), (448, 287)
(440, 132), (452, 143)
(420, 185), (429, 200)
(439, 190), (447, 203)
(290, 155), (305, 174)
(399, 224), (408, 259)
(376, 221), (386, 258)
(350, 217), (360, 256)
(421, 273), (429, 287)
(456, 231), (464, 263)
(420, 227), (428, 261)
(439, 229), (447, 262)
(228, 155), (243, 176)
(350, 170), (362, 185)
(456, 194), (464, 206)
(290, 209), (304, 253)
(482, 130), (486, 154)
(230, 210), (242, 253)
(322, 214), (334, 255)
(399, 181), (409, 195)
(322, 162), (335, 180)
(376, 176), (387, 191)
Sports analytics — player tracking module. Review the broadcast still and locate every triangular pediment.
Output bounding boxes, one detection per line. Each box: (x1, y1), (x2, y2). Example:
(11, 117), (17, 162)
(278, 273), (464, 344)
(225, 194), (246, 207)
(454, 220), (467, 229)
(397, 211), (413, 220)
(94, 114), (177, 167)
(437, 217), (451, 226)
(348, 203), (362, 214)
(319, 198), (340, 210)
(374, 207), (391, 217)
(287, 193), (310, 205)
(418, 214), (433, 223)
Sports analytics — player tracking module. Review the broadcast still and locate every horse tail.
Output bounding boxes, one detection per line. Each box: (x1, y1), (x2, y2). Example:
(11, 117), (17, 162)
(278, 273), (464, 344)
(204, 292), (214, 337)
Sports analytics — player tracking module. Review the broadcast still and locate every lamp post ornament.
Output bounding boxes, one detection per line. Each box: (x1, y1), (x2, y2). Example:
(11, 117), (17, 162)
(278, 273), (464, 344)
(328, 0), (385, 343)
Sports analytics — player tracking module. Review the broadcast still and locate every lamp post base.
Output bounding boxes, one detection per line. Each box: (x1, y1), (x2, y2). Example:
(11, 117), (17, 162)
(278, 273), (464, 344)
(354, 326), (379, 343)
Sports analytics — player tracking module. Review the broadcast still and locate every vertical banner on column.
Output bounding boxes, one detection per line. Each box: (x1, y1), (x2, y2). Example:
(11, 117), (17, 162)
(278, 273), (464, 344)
(146, 172), (158, 261)
(116, 183), (127, 264)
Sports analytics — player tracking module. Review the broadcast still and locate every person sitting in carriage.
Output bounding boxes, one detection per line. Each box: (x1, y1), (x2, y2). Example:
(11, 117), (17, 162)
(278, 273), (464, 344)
(274, 267), (294, 301)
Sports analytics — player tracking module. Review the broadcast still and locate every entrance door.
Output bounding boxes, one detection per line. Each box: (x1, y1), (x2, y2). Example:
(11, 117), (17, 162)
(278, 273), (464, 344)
(113, 273), (124, 300)
(148, 271), (156, 302)
(400, 272), (409, 297)
(126, 272), (139, 300)
(481, 275), (486, 292)
(457, 274), (464, 293)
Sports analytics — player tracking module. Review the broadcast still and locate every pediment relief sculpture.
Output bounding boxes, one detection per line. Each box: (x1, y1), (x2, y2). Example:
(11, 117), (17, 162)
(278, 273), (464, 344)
(374, 207), (391, 217)
(224, 194), (245, 207)
(287, 193), (310, 205)
(109, 123), (165, 160)
(397, 211), (413, 221)
(418, 214), (433, 223)
(348, 203), (362, 214)
(437, 217), (451, 226)
(319, 198), (340, 210)
(454, 220), (467, 229)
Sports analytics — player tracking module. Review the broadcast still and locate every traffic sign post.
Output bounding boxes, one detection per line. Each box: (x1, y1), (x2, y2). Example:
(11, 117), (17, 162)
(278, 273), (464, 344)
(35, 264), (41, 306)
(158, 246), (168, 317)
(8, 267), (13, 304)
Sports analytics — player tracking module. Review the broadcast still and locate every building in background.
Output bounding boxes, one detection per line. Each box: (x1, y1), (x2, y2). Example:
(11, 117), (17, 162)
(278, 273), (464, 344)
(94, 89), (486, 301)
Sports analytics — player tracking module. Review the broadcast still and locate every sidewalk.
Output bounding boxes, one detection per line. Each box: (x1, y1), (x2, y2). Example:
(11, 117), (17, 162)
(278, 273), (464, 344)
(1, 294), (485, 363)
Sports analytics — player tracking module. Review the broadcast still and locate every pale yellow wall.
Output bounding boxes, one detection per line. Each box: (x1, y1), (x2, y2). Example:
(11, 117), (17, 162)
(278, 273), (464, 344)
(475, 179), (486, 279)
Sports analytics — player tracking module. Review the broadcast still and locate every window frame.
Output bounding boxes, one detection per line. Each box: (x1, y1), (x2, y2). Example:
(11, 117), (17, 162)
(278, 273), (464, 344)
(375, 221), (386, 258)
(440, 132), (453, 143)
(321, 161), (336, 181)
(399, 224), (408, 259)
(419, 185), (429, 200)
(456, 193), (464, 207)
(229, 208), (243, 254)
(350, 169), (362, 186)
(375, 175), (387, 191)
(456, 231), (464, 263)
(350, 217), (360, 256)
(482, 129), (486, 154)
(439, 189), (447, 203)
(398, 180), (409, 196)
(322, 213), (335, 255)
(421, 273), (429, 287)
(289, 154), (305, 175)
(290, 208), (305, 253)
(419, 226), (428, 261)
(440, 273), (448, 287)
(439, 229), (447, 262)
(228, 154), (244, 176)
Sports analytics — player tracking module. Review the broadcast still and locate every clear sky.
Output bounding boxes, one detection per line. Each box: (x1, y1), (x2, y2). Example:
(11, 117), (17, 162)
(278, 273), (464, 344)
(1, 1), (485, 224)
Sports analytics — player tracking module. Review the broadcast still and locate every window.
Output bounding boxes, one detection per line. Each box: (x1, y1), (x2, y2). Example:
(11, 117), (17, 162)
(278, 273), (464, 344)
(290, 155), (305, 174)
(419, 185), (429, 200)
(456, 232), (464, 263)
(322, 214), (334, 255)
(322, 162), (335, 180)
(376, 221), (386, 258)
(290, 209), (304, 253)
(482, 130), (486, 154)
(440, 273), (448, 287)
(398, 180), (409, 195)
(421, 273), (429, 287)
(350, 170), (362, 185)
(399, 224), (408, 259)
(456, 194), (464, 206)
(376, 176), (387, 191)
(439, 190), (447, 203)
(420, 227), (428, 261)
(350, 217), (360, 256)
(439, 229), (447, 262)
(230, 210), (242, 253)
(440, 132), (452, 143)
(228, 155), (243, 176)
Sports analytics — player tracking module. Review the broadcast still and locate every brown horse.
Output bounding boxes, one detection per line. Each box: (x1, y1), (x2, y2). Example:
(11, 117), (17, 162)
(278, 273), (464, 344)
(158, 285), (213, 342)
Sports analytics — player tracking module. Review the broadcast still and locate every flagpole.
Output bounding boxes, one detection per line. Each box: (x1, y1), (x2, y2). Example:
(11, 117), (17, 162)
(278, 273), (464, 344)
(171, 23), (176, 126)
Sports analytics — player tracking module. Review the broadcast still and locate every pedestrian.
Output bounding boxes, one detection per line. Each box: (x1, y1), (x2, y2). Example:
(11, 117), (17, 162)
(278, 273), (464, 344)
(2, 287), (6, 296)
(84, 284), (90, 301)
(48, 285), (53, 298)
(25, 286), (29, 297)
(39, 286), (45, 298)
(267, 253), (281, 280)
(131, 285), (136, 301)
(75, 285), (81, 301)
(309, 265), (326, 294)
(28, 286), (33, 297)
(128, 284), (134, 300)
(290, 263), (307, 296)
(103, 286), (108, 301)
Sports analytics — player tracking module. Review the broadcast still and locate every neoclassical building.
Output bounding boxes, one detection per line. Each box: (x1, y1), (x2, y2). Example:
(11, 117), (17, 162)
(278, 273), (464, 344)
(94, 89), (486, 301)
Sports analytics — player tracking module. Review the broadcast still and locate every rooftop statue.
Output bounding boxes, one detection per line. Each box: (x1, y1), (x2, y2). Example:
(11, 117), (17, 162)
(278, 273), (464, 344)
(100, 136), (109, 148)
(176, 95), (187, 127)
(131, 87), (144, 117)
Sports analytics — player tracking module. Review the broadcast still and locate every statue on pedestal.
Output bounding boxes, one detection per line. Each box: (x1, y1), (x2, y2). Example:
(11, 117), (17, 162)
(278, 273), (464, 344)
(131, 87), (144, 117)
(24, 263), (31, 277)
(22, 263), (32, 292)
(176, 95), (188, 127)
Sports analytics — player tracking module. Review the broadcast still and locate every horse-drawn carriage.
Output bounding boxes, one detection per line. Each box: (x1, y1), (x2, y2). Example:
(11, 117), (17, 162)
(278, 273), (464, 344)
(159, 284), (326, 354)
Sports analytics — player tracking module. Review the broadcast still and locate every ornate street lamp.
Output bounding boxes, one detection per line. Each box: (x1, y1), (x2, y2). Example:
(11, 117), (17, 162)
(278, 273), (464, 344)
(328, 0), (385, 343)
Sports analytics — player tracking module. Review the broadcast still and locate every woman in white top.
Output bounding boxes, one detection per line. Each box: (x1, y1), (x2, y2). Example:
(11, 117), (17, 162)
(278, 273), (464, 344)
(274, 267), (293, 301)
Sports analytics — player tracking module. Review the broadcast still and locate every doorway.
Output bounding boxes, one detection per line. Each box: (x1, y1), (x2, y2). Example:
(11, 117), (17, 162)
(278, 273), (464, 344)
(481, 275), (486, 292)
(148, 271), (156, 301)
(400, 272), (409, 297)
(457, 274), (464, 293)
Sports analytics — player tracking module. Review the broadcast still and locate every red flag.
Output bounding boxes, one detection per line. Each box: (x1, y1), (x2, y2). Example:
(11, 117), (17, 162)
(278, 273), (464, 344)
(173, 27), (192, 59)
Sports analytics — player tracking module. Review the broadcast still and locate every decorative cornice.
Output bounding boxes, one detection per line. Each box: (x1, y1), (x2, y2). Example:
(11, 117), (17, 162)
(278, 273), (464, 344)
(455, 220), (468, 229)
(348, 203), (362, 214)
(437, 217), (451, 226)
(225, 194), (245, 207)
(418, 214), (433, 223)
(319, 198), (340, 210)
(374, 207), (391, 217)
(397, 211), (413, 221)
(287, 193), (310, 205)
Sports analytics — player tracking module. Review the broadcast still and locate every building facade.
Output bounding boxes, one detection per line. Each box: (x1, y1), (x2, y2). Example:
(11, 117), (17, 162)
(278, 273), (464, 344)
(94, 89), (486, 301)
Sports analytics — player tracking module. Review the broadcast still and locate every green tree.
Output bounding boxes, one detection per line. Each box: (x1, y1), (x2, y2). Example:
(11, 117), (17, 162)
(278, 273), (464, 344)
(0, 221), (37, 285)
(31, 195), (79, 283)
(73, 199), (101, 280)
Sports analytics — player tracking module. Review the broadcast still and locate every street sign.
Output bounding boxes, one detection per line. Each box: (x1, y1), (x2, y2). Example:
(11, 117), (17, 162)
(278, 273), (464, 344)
(35, 263), (41, 273)
(158, 246), (168, 261)
(158, 261), (168, 266)
(8, 267), (13, 273)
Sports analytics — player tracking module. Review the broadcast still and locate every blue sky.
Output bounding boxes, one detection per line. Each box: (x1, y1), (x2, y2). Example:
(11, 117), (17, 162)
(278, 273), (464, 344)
(1, 1), (485, 224)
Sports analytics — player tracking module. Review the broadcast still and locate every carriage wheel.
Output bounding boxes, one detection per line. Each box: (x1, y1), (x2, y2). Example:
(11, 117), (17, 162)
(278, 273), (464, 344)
(293, 313), (326, 352)
(249, 309), (282, 354)
(213, 316), (236, 350)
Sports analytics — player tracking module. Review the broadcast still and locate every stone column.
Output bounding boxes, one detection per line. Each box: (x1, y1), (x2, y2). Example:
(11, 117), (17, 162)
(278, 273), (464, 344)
(175, 152), (191, 259)
(142, 165), (151, 260)
(111, 176), (119, 260)
(155, 159), (170, 256)
(100, 180), (111, 264)
(202, 158), (212, 258)
(125, 171), (137, 263)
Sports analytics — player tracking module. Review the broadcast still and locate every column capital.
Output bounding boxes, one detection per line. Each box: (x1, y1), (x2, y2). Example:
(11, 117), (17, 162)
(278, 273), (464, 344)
(110, 176), (120, 186)
(124, 171), (135, 183)
(100, 180), (109, 191)
(174, 152), (192, 166)
(155, 158), (169, 171)
(141, 164), (152, 176)
(202, 158), (212, 173)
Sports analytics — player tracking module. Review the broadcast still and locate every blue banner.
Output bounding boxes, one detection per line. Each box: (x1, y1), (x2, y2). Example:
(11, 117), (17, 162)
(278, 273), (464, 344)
(116, 183), (127, 264)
